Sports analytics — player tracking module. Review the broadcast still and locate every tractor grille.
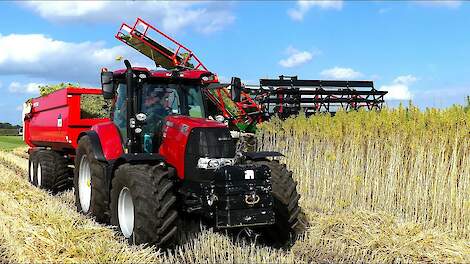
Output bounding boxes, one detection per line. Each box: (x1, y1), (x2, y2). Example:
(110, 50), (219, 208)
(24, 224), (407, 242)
(184, 127), (236, 182)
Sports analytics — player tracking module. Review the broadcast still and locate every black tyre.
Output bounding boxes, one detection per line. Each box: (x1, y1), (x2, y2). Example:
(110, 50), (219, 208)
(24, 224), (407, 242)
(252, 160), (307, 247)
(110, 163), (179, 248)
(28, 150), (38, 186)
(74, 135), (109, 223)
(35, 149), (72, 193)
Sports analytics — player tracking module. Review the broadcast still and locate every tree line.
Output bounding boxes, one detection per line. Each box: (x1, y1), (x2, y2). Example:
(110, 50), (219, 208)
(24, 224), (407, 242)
(0, 123), (21, 129)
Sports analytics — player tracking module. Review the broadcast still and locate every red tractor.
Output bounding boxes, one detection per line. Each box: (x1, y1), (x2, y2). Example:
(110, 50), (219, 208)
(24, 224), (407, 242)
(23, 53), (306, 248)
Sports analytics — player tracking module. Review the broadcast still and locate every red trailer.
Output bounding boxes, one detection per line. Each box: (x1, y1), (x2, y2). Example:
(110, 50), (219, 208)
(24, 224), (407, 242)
(23, 87), (109, 193)
(24, 87), (109, 152)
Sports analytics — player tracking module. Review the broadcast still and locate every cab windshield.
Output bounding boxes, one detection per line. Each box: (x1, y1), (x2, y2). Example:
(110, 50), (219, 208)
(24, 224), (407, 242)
(139, 82), (205, 120)
(139, 82), (205, 139)
(139, 82), (206, 153)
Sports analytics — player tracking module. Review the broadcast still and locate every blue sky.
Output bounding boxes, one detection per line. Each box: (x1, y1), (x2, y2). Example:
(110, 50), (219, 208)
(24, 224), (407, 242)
(0, 1), (469, 125)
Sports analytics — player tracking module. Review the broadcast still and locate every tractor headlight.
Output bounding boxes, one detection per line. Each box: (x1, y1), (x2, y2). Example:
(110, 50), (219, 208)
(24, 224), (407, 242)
(136, 113), (147, 122)
(197, 157), (235, 169)
(201, 74), (217, 83)
(129, 118), (136, 128)
(215, 115), (225, 122)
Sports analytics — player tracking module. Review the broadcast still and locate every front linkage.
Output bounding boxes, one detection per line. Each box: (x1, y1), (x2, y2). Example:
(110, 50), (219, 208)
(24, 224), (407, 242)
(177, 151), (306, 247)
(180, 163), (274, 229)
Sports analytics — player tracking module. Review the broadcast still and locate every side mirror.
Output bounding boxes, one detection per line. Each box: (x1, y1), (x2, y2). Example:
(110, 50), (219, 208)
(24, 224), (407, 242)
(101, 71), (115, 99)
(231, 77), (242, 102)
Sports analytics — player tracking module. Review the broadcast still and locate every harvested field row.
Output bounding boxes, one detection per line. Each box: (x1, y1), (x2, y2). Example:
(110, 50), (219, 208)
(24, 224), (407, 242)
(0, 151), (297, 263)
(0, 149), (468, 263)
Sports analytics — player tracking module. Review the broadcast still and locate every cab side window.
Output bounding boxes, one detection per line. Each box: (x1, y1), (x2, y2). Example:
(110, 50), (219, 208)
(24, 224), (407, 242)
(187, 87), (205, 118)
(113, 83), (127, 142)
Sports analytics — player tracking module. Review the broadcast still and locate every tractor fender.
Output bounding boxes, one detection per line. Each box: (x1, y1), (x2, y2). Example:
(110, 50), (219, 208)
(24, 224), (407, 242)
(78, 130), (106, 162)
(78, 121), (124, 162)
(243, 151), (284, 161)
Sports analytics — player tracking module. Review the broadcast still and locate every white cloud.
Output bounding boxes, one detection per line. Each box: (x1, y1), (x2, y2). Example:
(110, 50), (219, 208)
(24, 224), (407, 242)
(414, 1), (461, 8)
(383, 84), (413, 101)
(0, 33), (153, 84)
(24, 1), (107, 17)
(380, 75), (418, 101)
(279, 46), (313, 68)
(8, 82), (43, 94)
(393, 75), (418, 85)
(21, 1), (235, 34)
(320, 67), (363, 79)
(288, 0), (343, 21)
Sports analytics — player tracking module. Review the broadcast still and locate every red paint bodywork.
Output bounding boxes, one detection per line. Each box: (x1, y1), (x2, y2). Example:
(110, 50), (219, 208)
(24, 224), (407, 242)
(91, 121), (124, 160)
(159, 115), (227, 179)
(24, 87), (109, 152)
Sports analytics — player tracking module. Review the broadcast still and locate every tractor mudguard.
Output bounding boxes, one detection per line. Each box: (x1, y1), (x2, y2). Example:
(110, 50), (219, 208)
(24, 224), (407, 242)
(243, 151), (284, 161)
(79, 122), (124, 162)
(79, 130), (106, 162)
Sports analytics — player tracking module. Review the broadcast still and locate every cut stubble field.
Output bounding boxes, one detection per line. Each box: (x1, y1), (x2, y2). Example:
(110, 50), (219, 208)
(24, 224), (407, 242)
(0, 106), (469, 263)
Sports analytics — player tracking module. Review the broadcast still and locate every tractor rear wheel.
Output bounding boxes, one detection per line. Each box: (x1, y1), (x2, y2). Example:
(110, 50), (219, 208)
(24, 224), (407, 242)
(74, 135), (109, 223)
(251, 160), (307, 247)
(110, 163), (179, 248)
(35, 150), (72, 193)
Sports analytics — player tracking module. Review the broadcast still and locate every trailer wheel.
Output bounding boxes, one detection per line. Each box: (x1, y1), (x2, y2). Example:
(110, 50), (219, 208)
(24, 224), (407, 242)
(251, 160), (307, 248)
(110, 164), (179, 248)
(35, 150), (72, 193)
(28, 151), (37, 186)
(74, 136), (109, 223)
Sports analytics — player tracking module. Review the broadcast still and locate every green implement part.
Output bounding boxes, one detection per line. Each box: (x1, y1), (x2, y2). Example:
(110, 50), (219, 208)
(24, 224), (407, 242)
(204, 86), (259, 134)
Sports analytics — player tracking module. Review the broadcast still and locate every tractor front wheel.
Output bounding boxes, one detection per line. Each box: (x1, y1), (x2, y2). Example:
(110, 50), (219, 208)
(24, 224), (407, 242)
(110, 163), (179, 248)
(251, 160), (307, 248)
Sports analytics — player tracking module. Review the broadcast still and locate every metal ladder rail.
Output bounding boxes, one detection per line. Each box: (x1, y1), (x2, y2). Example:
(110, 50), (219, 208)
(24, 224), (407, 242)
(116, 18), (208, 71)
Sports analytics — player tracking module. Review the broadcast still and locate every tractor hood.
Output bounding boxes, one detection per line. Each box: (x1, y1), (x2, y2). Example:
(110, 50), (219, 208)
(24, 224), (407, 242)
(164, 115), (227, 130)
(160, 115), (233, 180)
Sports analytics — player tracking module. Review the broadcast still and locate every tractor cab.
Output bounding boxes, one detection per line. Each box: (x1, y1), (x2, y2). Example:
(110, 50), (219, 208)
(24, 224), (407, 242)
(105, 66), (220, 154)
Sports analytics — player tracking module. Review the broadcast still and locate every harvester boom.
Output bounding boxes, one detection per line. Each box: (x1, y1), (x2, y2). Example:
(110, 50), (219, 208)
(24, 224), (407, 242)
(116, 18), (208, 71)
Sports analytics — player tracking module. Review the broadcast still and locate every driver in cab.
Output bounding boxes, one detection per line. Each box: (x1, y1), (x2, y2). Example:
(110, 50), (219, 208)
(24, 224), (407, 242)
(142, 89), (170, 152)
(144, 90), (168, 122)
